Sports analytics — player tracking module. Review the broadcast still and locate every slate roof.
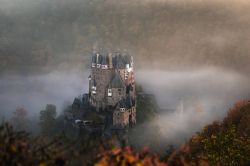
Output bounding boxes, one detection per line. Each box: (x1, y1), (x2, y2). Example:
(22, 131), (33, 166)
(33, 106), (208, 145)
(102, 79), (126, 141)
(92, 51), (132, 69)
(101, 54), (108, 65)
(116, 54), (126, 69)
(123, 52), (131, 64)
(92, 54), (97, 63)
(110, 71), (124, 88)
(117, 95), (134, 109)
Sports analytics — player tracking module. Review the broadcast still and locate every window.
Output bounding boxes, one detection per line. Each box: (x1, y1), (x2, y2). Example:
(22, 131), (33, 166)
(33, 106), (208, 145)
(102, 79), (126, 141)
(92, 86), (96, 94)
(108, 89), (112, 97)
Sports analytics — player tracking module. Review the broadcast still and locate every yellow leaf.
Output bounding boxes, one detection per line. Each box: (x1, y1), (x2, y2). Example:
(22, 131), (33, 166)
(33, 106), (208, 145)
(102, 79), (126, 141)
(38, 163), (46, 166)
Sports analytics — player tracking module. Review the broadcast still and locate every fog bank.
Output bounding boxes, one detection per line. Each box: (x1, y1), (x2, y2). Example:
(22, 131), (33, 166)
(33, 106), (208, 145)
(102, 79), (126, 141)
(0, 69), (89, 118)
(131, 67), (250, 147)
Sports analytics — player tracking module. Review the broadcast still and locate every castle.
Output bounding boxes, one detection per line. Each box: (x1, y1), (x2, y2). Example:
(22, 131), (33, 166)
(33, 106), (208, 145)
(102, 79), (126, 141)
(88, 51), (136, 128)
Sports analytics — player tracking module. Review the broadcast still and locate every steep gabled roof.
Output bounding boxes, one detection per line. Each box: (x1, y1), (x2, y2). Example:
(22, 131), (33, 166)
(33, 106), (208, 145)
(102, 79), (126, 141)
(116, 54), (125, 69)
(101, 54), (108, 65)
(115, 96), (133, 110)
(92, 54), (97, 63)
(123, 52), (131, 65)
(110, 71), (124, 88)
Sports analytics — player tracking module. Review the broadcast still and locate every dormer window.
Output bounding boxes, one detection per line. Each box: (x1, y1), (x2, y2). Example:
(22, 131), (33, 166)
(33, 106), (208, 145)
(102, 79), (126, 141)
(108, 88), (112, 97)
(120, 108), (125, 112)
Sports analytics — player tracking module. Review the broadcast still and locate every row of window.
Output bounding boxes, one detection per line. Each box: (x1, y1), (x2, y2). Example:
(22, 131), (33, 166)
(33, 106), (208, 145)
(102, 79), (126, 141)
(91, 63), (109, 69)
(91, 87), (123, 96)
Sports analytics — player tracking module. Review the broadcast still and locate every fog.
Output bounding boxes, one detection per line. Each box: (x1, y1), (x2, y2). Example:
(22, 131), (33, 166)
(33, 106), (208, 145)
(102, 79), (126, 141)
(1, 67), (249, 144)
(1, 0), (250, 73)
(0, 0), (250, 145)
(0, 69), (89, 118)
(137, 68), (250, 111)
(131, 68), (250, 147)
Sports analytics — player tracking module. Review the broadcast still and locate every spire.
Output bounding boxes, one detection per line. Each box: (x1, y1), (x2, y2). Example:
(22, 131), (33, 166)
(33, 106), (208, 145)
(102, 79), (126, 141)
(101, 54), (108, 69)
(123, 52), (130, 64)
(110, 71), (124, 88)
(112, 55), (117, 69)
(91, 54), (97, 67)
(116, 53), (125, 69)
(101, 54), (107, 65)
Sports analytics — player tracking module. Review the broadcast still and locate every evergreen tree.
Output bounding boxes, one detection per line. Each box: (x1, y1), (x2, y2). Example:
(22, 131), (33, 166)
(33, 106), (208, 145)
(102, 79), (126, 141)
(40, 104), (57, 136)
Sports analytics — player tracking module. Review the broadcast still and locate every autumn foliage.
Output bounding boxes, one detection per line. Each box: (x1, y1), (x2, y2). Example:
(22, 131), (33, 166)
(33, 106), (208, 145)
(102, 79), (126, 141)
(0, 100), (250, 166)
(168, 100), (250, 166)
(95, 146), (167, 166)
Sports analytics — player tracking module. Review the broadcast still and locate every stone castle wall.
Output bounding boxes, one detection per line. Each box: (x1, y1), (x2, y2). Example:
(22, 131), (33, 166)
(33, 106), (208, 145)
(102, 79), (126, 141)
(107, 88), (126, 106)
(91, 67), (114, 110)
(113, 109), (130, 127)
(89, 53), (136, 127)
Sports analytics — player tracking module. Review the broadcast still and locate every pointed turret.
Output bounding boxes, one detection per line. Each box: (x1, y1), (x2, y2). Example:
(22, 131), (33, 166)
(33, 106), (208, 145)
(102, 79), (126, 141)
(101, 54), (108, 69)
(91, 54), (97, 67)
(110, 71), (125, 88)
(116, 53), (125, 69)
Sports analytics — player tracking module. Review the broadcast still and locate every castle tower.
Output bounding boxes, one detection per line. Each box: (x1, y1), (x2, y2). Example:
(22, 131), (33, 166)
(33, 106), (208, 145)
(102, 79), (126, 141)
(101, 54), (108, 69)
(88, 50), (136, 127)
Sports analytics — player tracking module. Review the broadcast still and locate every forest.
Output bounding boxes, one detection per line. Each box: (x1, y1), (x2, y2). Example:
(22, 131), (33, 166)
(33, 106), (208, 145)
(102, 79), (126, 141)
(1, 90), (250, 165)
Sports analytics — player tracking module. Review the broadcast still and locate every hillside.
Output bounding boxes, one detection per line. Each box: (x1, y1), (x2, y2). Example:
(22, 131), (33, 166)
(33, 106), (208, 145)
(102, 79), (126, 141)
(94, 101), (250, 166)
(1, 100), (249, 165)
(168, 100), (250, 166)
